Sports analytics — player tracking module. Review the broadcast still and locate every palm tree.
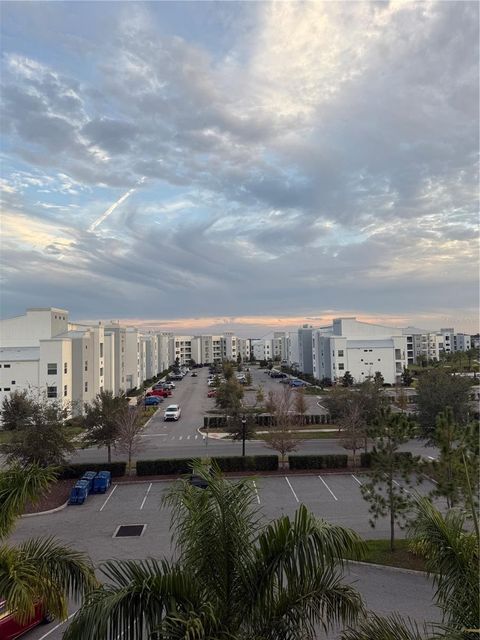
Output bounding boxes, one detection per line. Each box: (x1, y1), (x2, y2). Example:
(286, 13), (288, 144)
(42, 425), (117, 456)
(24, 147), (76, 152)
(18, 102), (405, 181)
(341, 495), (479, 640)
(64, 463), (366, 639)
(0, 463), (97, 625)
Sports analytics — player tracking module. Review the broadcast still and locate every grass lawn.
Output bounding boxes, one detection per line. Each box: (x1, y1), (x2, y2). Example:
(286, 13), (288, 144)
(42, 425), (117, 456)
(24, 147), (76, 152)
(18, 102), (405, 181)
(346, 539), (426, 571)
(292, 430), (339, 440)
(303, 386), (323, 395)
(0, 430), (12, 444)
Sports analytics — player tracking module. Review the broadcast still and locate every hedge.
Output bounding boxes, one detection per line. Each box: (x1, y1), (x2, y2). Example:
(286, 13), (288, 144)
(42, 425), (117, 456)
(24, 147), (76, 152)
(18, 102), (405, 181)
(136, 458), (193, 476)
(360, 451), (413, 468)
(136, 455), (278, 476)
(213, 455), (278, 472)
(288, 454), (348, 470)
(59, 461), (127, 479)
(202, 413), (329, 428)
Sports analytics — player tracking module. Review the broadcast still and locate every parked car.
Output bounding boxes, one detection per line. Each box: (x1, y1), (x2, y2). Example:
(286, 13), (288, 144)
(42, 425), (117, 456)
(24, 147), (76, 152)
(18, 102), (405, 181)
(191, 372), (198, 377)
(68, 479), (89, 505)
(164, 404), (181, 421)
(92, 471), (111, 494)
(0, 600), (53, 639)
(81, 471), (97, 494)
(207, 389), (217, 398)
(144, 396), (163, 406)
(289, 379), (307, 388)
(147, 389), (172, 398)
(189, 474), (208, 489)
(279, 378), (291, 384)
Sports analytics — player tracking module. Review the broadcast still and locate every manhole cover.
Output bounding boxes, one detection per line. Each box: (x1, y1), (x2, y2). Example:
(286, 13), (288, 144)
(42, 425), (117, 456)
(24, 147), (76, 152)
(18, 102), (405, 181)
(113, 524), (146, 538)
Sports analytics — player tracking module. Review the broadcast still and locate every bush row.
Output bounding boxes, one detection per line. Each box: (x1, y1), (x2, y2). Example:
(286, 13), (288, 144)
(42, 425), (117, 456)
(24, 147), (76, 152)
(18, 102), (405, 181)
(288, 454), (348, 470)
(136, 455), (278, 476)
(58, 461), (127, 479)
(203, 413), (330, 429)
(360, 451), (413, 468)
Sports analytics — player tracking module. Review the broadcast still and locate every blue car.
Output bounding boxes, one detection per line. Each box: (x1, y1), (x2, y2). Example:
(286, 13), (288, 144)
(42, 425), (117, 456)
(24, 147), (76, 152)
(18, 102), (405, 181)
(92, 471), (112, 494)
(145, 396), (163, 406)
(289, 379), (307, 388)
(81, 471), (97, 493)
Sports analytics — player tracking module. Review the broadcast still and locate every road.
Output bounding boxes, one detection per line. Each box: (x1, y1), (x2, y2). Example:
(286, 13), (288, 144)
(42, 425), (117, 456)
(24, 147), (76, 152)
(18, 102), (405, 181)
(70, 365), (438, 463)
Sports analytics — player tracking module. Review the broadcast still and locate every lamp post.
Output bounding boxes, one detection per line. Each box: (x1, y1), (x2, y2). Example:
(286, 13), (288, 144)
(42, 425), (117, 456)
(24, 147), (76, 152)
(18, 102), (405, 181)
(241, 415), (247, 457)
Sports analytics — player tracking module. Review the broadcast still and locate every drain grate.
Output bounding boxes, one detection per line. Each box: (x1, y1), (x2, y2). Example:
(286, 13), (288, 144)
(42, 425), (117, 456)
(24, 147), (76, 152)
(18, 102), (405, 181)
(113, 524), (146, 538)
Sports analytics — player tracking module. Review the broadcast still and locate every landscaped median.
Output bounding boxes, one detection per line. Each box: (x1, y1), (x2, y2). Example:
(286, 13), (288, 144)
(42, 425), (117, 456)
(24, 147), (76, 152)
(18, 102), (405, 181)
(136, 455), (279, 475)
(345, 539), (426, 572)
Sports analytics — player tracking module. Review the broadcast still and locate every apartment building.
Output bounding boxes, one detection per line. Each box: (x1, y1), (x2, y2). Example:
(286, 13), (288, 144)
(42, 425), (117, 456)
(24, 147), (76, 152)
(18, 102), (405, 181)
(311, 318), (407, 385)
(104, 323), (127, 396)
(402, 326), (472, 364)
(125, 327), (141, 390)
(156, 333), (171, 373)
(287, 331), (300, 369)
(298, 325), (315, 375)
(237, 338), (251, 362)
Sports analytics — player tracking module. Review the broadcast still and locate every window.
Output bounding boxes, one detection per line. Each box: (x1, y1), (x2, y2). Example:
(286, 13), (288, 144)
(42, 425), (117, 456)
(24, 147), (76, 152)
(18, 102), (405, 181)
(11, 380), (15, 385)
(4, 364), (10, 368)
(338, 363), (345, 370)
(3, 387), (10, 391)
(100, 367), (104, 377)
(64, 362), (68, 374)
(100, 343), (104, 358)
(64, 385), (68, 397)
(84, 382), (88, 392)
(47, 363), (57, 375)
(84, 361), (88, 372)
(395, 349), (402, 360)
(338, 350), (344, 357)
(47, 386), (57, 398)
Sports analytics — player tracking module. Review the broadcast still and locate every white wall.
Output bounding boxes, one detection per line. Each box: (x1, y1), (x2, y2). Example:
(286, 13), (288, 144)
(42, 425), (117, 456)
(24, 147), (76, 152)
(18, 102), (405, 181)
(0, 308), (69, 347)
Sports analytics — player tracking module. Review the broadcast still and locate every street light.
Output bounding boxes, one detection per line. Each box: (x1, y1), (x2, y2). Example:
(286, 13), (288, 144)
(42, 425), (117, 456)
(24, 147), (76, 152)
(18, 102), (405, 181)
(241, 415), (247, 457)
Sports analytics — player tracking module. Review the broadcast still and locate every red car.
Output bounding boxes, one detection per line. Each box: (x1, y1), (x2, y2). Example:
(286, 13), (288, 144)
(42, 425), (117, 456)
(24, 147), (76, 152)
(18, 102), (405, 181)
(147, 389), (172, 398)
(207, 389), (217, 398)
(0, 600), (53, 639)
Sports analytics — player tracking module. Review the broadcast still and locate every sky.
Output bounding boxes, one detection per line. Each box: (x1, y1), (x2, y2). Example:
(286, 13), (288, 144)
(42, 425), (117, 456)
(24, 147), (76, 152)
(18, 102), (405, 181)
(1, 1), (478, 337)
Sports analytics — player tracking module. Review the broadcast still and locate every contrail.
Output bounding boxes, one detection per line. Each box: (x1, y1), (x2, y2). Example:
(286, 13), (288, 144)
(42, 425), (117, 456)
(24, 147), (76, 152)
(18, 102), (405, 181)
(88, 177), (145, 232)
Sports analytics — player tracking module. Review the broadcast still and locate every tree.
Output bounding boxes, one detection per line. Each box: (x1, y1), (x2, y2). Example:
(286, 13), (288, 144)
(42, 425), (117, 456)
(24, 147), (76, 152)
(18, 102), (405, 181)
(63, 463), (365, 639)
(416, 369), (471, 440)
(341, 496), (479, 640)
(0, 390), (35, 431)
(263, 386), (302, 463)
(373, 371), (384, 387)
(244, 371), (252, 386)
(0, 463), (97, 626)
(215, 377), (244, 417)
(83, 390), (129, 463)
(337, 396), (366, 469)
(255, 384), (265, 406)
(401, 367), (414, 386)
(1, 396), (75, 466)
(428, 408), (479, 510)
(222, 361), (235, 381)
(115, 406), (145, 474)
(294, 388), (308, 426)
(342, 371), (354, 387)
(360, 408), (419, 551)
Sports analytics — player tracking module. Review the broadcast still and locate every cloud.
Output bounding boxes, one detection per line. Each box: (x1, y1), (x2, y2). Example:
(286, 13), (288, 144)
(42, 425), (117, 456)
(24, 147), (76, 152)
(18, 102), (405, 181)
(0, 1), (478, 331)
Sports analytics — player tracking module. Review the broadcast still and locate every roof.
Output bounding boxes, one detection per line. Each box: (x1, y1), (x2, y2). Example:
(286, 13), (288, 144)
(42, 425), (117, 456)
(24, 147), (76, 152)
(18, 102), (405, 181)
(0, 346), (40, 361)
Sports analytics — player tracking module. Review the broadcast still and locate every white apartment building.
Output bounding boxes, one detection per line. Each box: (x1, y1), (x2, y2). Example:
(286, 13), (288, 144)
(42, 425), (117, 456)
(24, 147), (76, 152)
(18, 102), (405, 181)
(125, 327), (141, 390)
(402, 327), (472, 364)
(287, 331), (300, 369)
(237, 338), (251, 362)
(142, 335), (158, 380)
(311, 318), (407, 385)
(251, 338), (272, 361)
(104, 324), (127, 395)
(298, 325), (315, 374)
(156, 333), (171, 372)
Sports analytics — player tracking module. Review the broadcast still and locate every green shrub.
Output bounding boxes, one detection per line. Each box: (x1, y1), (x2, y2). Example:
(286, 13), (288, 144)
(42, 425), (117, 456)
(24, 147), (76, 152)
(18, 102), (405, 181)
(213, 455), (278, 472)
(59, 461), (126, 479)
(288, 454), (348, 470)
(136, 458), (193, 476)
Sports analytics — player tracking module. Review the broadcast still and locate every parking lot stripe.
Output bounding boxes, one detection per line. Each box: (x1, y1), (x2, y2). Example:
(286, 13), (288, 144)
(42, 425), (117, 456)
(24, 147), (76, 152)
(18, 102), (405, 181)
(179, 436), (183, 440)
(187, 435), (190, 440)
(253, 480), (260, 504)
(99, 484), (117, 511)
(351, 474), (363, 486)
(195, 435), (198, 440)
(318, 476), (338, 501)
(140, 483), (152, 510)
(393, 479), (410, 494)
(38, 610), (77, 639)
(285, 477), (299, 502)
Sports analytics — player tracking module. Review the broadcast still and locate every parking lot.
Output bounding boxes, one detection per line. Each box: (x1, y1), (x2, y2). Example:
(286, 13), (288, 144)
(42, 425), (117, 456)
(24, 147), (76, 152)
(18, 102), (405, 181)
(11, 471), (441, 639)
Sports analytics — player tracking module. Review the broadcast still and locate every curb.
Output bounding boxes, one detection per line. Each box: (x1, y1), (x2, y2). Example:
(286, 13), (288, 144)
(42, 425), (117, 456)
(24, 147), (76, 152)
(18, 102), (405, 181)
(21, 499), (69, 518)
(346, 559), (427, 576)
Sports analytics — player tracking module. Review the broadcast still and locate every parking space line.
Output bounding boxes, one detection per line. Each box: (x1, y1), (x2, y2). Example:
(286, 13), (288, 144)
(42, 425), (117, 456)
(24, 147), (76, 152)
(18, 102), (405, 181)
(99, 484), (117, 511)
(38, 611), (77, 639)
(187, 435), (190, 440)
(253, 480), (260, 504)
(285, 477), (299, 502)
(195, 435), (198, 440)
(140, 483), (152, 510)
(318, 476), (338, 501)
(179, 436), (183, 441)
(393, 479), (410, 494)
(351, 474), (363, 486)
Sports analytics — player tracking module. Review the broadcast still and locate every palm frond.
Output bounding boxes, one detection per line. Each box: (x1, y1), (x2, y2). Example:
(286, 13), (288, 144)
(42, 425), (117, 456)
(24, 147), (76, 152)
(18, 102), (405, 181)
(0, 463), (57, 537)
(408, 496), (479, 630)
(341, 611), (427, 640)
(0, 536), (96, 624)
(63, 558), (211, 640)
